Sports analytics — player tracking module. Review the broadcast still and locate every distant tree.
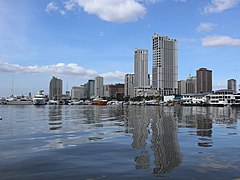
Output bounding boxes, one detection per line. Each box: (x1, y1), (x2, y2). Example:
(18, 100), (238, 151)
(116, 93), (124, 101)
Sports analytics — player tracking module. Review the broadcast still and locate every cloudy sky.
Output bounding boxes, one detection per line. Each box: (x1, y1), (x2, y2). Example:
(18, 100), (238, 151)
(0, 0), (240, 97)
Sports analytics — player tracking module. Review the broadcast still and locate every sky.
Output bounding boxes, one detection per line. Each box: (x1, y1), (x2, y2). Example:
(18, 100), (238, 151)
(0, 0), (240, 97)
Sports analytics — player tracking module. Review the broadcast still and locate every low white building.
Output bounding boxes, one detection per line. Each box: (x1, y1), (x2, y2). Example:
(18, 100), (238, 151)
(181, 94), (208, 105)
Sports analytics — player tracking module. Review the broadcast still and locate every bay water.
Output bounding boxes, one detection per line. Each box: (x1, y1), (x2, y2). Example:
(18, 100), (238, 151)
(0, 105), (239, 179)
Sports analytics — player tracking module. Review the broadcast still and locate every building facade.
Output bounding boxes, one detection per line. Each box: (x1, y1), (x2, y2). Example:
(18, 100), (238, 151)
(134, 48), (148, 88)
(49, 76), (62, 100)
(228, 79), (237, 94)
(196, 68), (212, 93)
(124, 74), (135, 98)
(84, 80), (95, 99)
(186, 76), (197, 94)
(177, 80), (186, 95)
(104, 84), (124, 99)
(71, 86), (84, 100)
(152, 33), (178, 96)
(94, 76), (104, 97)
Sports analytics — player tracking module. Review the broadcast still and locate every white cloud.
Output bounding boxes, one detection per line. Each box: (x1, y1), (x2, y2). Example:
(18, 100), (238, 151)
(45, 2), (59, 12)
(70, 0), (146, 23)
(197, 23), (216, 32)
(0, 62), (127, 82)
(203, 0), (240, 14)
(100, 71), (126, 81)
(47, 0), (186, 22)
(64, 0), (77, 11)
(45, 1), (66, 15)
(0, 62), (97, 77)
(202, 35), (240, 47)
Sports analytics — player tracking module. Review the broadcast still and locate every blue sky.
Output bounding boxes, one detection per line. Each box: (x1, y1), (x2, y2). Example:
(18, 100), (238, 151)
(0, 0), (240, 97)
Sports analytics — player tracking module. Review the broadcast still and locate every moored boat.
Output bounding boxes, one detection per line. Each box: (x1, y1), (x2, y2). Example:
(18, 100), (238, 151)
(33, 90), (46, 105)
(92, 98), (107, 106)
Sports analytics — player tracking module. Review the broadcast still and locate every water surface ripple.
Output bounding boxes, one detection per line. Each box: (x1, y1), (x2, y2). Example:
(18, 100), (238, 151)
(0, 105), (239, 179)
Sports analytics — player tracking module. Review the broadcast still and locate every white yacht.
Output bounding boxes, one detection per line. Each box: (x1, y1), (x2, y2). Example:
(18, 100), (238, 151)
(33, 90), (46, 105)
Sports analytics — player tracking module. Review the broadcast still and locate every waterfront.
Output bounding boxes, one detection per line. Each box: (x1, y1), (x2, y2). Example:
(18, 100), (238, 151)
(0, 105), (239, 179)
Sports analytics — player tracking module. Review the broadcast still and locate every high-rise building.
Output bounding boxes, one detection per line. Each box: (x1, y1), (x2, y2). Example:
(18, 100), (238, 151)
(94, 76), (104, 97)
(196, 68), (212, 93)
(134, 48), (148, 88)
(104, 84), (124, 98)
(49, 76), (62, 100)
(71, 86), (84, 100)
(177, 80), (186, 95)
(152, 33), (178, 96)
(228, 79), (237, 94)
(124, 74), (135, 98)
(84, 80), (95, 99)
(186, 76), (197, 94)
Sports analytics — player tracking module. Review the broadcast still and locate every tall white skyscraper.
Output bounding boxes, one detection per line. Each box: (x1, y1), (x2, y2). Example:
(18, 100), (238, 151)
(94, 76), (104, 97)
(134, 48), (148, 88)
(152, 33), (178, 96)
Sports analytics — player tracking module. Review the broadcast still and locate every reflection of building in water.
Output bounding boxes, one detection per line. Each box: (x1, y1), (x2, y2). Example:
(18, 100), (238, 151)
(125, 106), (150, 170)
(134, 151), (150, 170)
(151, 110), (182, 174)
(197, 114), (212, 137)
(196, 114), (213, 147)
(49, 105), (62, 130)
(211, 107), (237, 126)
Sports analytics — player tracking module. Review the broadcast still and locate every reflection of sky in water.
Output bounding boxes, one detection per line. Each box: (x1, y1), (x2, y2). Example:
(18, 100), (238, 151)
(0, 105), (239, 179)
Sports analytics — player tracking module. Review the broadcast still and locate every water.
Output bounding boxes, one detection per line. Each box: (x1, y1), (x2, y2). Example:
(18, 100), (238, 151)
(0, 105), (239, 179)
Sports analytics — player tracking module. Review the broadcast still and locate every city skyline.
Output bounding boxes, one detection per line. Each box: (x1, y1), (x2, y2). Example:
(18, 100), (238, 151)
(0, 0), (240, 97)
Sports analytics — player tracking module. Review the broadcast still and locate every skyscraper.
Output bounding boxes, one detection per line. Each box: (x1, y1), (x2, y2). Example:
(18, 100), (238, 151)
(196, 68), (212, 93)
(227, 79), (237, 94)
(152, 33), (178, 96)
(124, 74), (135, 98)
(49, 76), (62, 100)
(186, 76), (197, 94)
(94, 76), (104, 97)
(84, 80), (95, 99)
(134, 48), (148, 88)
(177, 80), (186, 95)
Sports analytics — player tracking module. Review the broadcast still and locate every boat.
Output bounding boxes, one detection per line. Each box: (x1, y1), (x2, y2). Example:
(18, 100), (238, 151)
(92, 98), (107, 106)
(71, 100), (84, 105)
(33, 90), (46, 105)
(6, 96), (32, 105)
(48, 100), (58, 105)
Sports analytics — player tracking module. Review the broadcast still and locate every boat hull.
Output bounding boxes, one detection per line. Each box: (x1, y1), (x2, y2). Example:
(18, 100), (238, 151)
(92, 100), (107, 106)
(33, 99), (46, 105)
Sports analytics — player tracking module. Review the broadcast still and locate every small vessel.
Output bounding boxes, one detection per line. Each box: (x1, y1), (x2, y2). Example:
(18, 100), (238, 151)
(71, 100), (84, 105)
(33, 90), (46, 105)
(92, 98), (107, 106)
(6, 96), (32, 105)
(48, 100), (58, 105)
